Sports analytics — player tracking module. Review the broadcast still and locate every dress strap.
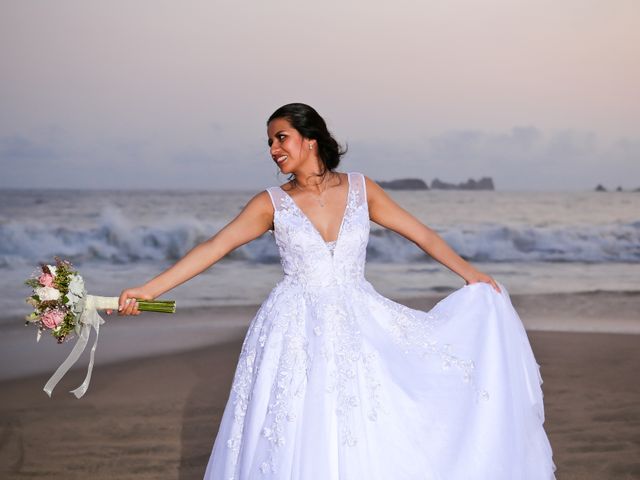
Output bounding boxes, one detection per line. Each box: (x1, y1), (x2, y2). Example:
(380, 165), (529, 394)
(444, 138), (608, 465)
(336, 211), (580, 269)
(348, 171), (368, 208)
(266, 186), (289, 212)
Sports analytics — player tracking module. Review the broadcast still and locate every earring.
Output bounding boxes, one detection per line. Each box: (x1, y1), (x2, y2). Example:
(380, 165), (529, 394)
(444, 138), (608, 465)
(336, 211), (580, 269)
(309, 143), (313, 150)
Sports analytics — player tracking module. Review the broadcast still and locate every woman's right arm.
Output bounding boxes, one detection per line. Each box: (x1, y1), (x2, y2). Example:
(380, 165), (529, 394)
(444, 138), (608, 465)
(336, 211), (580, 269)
(116, 190), (274, 316)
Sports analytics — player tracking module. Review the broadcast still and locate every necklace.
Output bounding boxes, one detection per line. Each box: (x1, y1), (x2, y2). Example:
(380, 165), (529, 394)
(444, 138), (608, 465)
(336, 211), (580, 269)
(292, 173), (336, 208)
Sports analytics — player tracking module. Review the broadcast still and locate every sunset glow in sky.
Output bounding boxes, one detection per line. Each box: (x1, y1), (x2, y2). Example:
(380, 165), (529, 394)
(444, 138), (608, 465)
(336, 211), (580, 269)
(1, 0), (638, 190)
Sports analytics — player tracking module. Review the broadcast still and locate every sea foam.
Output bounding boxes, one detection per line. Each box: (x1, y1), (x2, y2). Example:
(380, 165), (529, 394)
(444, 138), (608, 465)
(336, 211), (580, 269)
(2, 207), (639, 267)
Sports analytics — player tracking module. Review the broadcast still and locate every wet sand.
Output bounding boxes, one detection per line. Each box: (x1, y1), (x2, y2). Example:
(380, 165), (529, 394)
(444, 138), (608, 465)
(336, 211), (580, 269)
(1, 291), (639, 479)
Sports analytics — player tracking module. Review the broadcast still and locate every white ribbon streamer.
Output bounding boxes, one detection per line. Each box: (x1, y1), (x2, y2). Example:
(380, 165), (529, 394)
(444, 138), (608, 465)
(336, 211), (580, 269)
(43, 295), (118, 398)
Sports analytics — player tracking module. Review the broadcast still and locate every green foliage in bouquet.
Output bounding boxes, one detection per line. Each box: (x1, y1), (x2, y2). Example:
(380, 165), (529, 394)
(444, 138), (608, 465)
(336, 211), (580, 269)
(24, 257), (81, 342)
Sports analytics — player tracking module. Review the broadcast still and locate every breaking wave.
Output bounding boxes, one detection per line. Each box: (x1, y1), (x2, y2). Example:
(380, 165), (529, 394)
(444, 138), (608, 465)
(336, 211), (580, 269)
(1, 207), (639, 267)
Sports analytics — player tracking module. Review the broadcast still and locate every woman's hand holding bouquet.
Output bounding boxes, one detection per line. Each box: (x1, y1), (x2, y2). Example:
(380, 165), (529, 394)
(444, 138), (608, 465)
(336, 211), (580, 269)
(105, 286), (159, 316)
(25, 258), (175, 398)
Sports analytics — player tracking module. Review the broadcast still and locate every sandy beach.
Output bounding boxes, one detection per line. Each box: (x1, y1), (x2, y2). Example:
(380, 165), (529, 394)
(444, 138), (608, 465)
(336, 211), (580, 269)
(1, 291), (639, 479)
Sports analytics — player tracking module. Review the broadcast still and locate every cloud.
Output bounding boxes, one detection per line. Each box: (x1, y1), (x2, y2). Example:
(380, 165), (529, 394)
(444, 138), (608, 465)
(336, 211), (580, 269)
(426, 127), (598, 167)
(1, 124), (637, 191)
(0, 134), (61, 163)
(347, 127), (640, 190)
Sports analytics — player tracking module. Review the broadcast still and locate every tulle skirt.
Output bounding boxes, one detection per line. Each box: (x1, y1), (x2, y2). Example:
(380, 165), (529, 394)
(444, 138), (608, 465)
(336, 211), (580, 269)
(204, 281), (556, 479)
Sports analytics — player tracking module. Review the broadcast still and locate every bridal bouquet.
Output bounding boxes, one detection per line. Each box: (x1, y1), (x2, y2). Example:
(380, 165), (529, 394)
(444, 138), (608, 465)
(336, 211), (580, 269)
(25, 257), (175, 398)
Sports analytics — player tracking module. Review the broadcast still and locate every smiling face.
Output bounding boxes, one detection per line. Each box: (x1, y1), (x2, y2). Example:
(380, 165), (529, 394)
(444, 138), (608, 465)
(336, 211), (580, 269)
(267, 117), (316, 175)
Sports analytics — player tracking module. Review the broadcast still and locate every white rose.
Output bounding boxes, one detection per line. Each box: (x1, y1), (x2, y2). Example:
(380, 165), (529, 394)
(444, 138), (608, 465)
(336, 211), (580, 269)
(47, 265), (57, 277)
(69, 275), (85, 296)
(35, 286), (61, 301)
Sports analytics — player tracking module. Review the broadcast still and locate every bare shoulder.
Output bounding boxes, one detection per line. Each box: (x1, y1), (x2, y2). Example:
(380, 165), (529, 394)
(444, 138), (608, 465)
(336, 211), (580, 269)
(362, 174), (379, 191)
(361, 174), (386, 203)
(243, 189), (274, 215)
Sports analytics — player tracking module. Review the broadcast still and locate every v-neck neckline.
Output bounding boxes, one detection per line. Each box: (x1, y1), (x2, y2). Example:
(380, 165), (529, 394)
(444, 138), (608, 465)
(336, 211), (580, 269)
(279, 172), (351, 248)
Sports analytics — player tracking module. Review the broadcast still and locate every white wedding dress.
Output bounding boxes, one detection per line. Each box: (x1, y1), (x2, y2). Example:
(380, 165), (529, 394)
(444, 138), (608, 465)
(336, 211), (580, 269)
(204, 172), (556, 479)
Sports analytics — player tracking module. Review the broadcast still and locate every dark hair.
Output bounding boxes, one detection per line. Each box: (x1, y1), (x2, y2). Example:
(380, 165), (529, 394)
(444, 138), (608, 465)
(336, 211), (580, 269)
(267, 103), (347, 177)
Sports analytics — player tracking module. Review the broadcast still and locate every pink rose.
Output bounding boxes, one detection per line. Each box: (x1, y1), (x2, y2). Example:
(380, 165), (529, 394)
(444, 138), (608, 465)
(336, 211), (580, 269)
(41, 309), (65, 329)
(39, 273), (54, 287)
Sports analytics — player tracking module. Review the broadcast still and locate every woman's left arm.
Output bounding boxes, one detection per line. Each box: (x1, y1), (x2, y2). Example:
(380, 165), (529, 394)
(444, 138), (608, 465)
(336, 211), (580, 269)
(365, 176), (501, 293)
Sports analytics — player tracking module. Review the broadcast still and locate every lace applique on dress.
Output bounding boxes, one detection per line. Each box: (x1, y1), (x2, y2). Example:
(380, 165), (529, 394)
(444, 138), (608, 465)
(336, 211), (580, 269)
(325, 240), (337, 256)
(212, 172), (488, 479)
(202, 171), (554, 480)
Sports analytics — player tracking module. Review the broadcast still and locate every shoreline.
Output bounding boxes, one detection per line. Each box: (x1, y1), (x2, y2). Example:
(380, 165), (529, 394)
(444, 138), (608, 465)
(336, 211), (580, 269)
(1, 289), (638, 383)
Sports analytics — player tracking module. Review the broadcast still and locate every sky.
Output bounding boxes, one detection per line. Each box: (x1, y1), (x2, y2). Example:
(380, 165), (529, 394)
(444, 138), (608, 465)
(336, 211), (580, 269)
(1, 0), (638, 191)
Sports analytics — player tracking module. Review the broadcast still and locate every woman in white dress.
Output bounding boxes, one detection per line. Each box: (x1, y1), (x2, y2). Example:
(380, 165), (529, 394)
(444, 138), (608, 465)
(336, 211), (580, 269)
(116, 103), (556, 479)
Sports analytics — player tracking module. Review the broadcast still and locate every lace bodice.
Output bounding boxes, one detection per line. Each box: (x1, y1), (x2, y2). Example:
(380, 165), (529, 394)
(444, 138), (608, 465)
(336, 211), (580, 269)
(266, 172), (370, 289)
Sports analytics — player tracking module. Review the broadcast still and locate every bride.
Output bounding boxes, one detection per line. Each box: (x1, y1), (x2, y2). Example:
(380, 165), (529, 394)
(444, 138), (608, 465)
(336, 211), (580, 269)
(114, 103), (555, 479)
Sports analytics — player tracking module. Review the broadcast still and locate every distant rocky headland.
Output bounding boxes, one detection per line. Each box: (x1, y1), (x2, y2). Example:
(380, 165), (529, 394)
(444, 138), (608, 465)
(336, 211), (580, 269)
(595, 184), (640, 192)
(431, 177), (495, 190)
(375, 178), (429, 190)
(376, 177), (495, 191)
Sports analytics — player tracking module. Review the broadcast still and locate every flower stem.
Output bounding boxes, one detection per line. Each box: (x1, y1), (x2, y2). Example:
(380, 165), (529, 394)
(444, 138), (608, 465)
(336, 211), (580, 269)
(136, 299), (176, 313)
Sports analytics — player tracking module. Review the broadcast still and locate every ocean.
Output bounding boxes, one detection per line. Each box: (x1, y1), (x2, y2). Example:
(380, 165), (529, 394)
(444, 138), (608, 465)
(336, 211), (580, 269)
(1, 188), (639, 323)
